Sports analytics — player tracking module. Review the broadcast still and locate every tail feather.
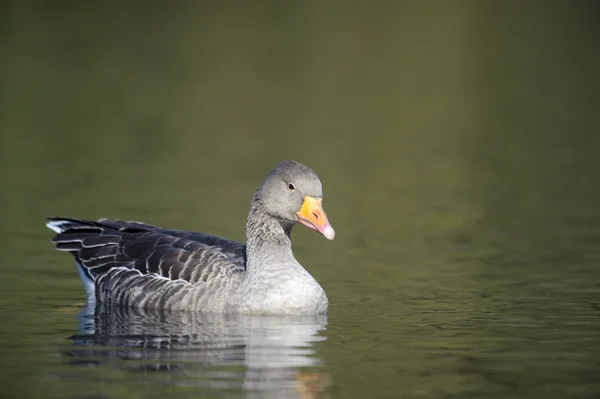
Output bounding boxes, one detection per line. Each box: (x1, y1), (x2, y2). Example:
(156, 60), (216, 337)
(46, 217), (111, 233)
(46, 218), (76, 233)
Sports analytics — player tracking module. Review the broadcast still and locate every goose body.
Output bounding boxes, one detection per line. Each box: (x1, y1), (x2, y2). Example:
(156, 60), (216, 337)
(46, 161), (335, 315)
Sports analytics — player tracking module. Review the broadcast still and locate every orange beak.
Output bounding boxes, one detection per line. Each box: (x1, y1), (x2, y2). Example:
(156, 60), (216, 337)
(295, 196), (335, 240)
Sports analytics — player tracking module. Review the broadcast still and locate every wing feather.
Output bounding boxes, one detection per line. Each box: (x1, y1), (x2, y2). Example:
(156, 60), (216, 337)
(47, 217), (246, 285)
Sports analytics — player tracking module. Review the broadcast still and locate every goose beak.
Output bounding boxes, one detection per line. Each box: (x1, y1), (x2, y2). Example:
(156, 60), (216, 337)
(296, 196), (335, 240)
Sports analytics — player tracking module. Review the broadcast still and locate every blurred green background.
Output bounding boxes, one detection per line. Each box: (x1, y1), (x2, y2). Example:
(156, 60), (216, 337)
(1, 2), (600, 398)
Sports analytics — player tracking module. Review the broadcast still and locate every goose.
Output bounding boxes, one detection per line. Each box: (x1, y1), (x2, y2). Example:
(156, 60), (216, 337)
(46, 160), (335, 315)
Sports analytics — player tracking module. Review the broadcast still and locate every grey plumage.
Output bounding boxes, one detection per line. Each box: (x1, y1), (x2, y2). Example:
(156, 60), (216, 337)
(47, 160), (334, 314)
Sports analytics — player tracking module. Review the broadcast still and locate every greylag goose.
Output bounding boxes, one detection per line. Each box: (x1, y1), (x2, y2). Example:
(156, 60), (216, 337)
(46, 160), (335, 315)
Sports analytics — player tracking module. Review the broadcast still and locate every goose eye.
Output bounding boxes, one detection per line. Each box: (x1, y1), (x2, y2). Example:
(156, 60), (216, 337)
(287, 183), (296, 191)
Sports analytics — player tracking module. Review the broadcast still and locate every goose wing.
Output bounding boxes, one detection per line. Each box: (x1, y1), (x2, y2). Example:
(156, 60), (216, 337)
(47, 217), (246, 284)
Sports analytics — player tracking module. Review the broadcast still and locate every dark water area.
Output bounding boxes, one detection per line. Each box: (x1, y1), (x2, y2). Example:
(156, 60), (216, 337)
(1, 2), (600, 398)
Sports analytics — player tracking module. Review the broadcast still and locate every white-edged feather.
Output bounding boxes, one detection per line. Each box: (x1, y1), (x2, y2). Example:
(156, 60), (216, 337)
(46, 220), (70, 233)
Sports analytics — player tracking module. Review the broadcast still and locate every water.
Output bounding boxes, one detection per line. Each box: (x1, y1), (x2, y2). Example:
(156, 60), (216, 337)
(1, 2), (600, 398)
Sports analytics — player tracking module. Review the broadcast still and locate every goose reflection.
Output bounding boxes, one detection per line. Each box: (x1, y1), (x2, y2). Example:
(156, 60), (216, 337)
(65, 303), (330, 398)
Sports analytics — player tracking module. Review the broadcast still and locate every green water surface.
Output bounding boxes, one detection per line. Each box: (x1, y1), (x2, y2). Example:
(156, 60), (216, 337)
(1, 2), (599, 398)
